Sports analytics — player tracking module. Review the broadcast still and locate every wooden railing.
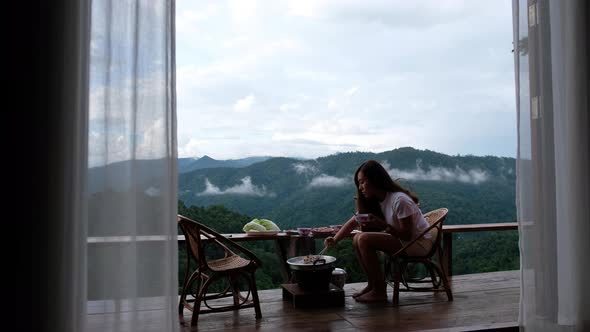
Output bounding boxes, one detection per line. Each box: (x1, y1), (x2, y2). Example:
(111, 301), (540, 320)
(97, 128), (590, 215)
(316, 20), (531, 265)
(88, 222), (520, 281)
(177, 222), (519, 280)
(441, 222), (518, 276)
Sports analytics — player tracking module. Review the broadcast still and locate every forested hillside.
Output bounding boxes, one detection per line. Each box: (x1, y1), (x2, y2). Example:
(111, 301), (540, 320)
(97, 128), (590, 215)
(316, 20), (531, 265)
(179, 147), (516, 228)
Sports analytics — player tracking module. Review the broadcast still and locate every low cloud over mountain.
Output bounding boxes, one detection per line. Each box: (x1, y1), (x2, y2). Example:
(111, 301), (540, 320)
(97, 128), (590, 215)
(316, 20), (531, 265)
(292, 162), (319, 175)
(198, 177), (273, 197)
(308, 174), (349, 188)
(382, 160), (489, 184)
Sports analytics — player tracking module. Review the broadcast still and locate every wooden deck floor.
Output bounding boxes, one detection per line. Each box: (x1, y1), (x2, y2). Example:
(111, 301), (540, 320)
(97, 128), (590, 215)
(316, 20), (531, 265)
(179, 270), (519, 331)
(86, 270), (518, 331)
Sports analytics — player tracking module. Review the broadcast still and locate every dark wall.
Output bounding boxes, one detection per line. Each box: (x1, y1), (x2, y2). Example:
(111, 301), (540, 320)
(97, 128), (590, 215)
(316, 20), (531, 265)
(8, 2), (89, 332)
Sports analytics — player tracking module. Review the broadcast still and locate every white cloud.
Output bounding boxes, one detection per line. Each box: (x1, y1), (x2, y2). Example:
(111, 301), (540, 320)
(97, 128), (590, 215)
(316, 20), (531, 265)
(178, 138), (209, 158)
(199, 179), (222, 195)
(308, 174), (350, 188)
(381, 160), (489, 184)
(228, 0), (258, 22)
(346, 87), (358, 95)
(88, 114), (169, 167)
(198, 176), (272, 196)
(88, 131), (130, 167)
(175, 0), (516, 159)
(222, 36), (251, 49)
(286, 0), (478, 29)
(270, 118), (377, 152)
(286, 0), (321, 18)
(89, 71), (171, 166)
(293, 162), (319, 175)
(176, 5), (218, 32)
(327, 99), (338, 109)
(137, 118), (167, 159)
(234, 94), (256, 112)
(279, 103), (298, 112)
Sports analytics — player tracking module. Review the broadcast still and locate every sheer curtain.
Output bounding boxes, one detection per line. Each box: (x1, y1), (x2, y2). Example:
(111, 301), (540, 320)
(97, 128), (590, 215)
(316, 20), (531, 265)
(513, 0), (589, 331)
(86, 0), (178, 331)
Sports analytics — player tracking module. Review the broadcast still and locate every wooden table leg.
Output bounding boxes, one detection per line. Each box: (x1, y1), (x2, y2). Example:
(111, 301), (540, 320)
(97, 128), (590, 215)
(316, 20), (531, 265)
(275, 238), (291, 283)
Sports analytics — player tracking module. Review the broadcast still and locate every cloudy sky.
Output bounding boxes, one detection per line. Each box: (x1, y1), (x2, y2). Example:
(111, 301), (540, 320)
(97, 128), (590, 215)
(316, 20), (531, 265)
(175, 0), (516, 160)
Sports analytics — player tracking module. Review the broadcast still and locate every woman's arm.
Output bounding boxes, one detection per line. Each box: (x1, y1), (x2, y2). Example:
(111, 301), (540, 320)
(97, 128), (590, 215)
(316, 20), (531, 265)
(324, 215), (356, 247)
(390, 216), (413, 241)
(333, 215), (356, 242)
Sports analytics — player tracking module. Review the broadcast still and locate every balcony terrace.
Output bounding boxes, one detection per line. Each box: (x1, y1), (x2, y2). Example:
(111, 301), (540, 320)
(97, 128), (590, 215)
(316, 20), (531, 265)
(181, 270), (519, 331)
(87, 270), (518, 331)
(87, 223), (519, 331)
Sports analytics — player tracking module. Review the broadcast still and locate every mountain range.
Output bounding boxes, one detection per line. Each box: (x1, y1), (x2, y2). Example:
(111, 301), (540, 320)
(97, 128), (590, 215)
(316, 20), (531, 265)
(178, 155), (272, 173)
(178, 147), (516, 229)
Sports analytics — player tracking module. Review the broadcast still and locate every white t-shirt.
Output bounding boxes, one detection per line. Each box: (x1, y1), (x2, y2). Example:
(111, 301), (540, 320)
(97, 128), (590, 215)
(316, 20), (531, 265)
(379, 191), (431, 241)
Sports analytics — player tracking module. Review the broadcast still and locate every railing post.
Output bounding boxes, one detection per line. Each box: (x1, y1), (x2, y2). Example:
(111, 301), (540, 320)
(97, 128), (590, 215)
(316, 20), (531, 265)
(442, 232), (453, 277)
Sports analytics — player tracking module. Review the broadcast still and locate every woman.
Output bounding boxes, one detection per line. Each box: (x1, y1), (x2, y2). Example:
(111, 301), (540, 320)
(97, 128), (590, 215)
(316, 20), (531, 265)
(324, 160), (433, 303)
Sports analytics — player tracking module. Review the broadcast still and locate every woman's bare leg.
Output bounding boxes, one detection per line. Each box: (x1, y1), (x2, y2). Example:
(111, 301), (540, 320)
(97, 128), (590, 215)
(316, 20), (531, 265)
(352, 234), (372, 298)
(355, 232), (402, 303)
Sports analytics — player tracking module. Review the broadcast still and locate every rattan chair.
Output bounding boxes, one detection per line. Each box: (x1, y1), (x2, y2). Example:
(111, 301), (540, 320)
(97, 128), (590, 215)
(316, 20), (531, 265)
(384, 208), (453, 304)
(178, 215), (262, 326)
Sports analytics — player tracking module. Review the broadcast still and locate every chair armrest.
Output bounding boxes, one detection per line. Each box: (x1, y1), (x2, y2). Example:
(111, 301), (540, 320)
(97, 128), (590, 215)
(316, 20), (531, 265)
(205, 235), (235, 259)
(208, 232), (262, 267)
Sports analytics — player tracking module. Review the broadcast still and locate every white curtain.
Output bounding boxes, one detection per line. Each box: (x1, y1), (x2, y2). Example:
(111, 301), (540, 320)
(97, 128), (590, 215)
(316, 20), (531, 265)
(513, 0), (589, 331)
(86, 0), (178, 331)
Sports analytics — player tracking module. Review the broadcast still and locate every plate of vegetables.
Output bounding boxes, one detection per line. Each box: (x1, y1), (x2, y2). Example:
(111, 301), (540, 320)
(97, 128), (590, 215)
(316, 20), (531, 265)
(243, 218), (280, 236)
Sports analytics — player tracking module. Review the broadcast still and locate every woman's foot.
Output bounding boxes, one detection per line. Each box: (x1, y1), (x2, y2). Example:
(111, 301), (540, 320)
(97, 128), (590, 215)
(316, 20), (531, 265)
(352, 285), (372, 298)
(354, 289), (387, 303)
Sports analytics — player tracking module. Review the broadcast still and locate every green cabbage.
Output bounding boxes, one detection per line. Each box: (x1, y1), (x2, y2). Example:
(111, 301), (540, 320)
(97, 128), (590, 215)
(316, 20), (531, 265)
(255, 218), (279, 231)
(242, 218), (280, 232)
(242, 221), (266, 232)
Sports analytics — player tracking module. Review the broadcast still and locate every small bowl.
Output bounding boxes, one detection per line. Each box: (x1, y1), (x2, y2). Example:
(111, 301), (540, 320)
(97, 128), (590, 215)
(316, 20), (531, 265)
(297, 227), (312, 236)
(354, 214), (369, 224)
(284, 229), (299, 236)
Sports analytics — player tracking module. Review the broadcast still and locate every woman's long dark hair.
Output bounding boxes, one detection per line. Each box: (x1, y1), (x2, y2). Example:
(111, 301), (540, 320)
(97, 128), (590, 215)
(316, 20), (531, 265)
(354, 160), (419, 219)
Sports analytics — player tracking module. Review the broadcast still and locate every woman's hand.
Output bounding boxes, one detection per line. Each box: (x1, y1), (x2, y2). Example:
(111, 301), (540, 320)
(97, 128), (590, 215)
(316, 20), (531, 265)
(324, 236), (336, 248)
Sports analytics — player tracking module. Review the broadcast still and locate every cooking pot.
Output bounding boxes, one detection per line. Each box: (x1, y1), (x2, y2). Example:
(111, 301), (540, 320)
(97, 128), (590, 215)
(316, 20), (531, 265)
(286, 255), (337, 271)
(286, 255), (337, 291)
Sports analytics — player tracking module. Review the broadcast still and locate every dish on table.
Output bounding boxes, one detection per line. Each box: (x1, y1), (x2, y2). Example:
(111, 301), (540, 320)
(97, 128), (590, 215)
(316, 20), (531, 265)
(297, 227), (312, 236)
(311, 226), (336, 236)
